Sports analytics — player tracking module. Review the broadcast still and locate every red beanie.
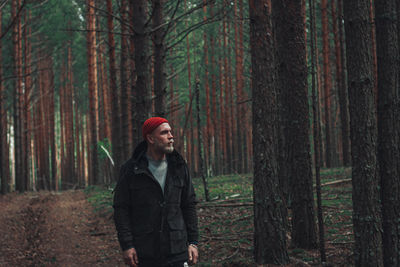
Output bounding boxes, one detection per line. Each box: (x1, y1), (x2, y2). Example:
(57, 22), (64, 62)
(142, 117), (169, 140)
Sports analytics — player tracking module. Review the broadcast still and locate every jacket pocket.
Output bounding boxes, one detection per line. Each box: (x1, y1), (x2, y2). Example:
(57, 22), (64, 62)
(132, 226), (156, 259)
(168, 177), (184, 204)
(168, 218), (187, 254)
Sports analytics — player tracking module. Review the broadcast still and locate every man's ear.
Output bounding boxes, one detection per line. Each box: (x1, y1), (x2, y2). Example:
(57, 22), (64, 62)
(146, 134), (155, 144)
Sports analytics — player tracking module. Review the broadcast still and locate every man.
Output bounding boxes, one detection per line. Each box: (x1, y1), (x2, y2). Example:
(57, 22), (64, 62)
(113, 117), (199, 267)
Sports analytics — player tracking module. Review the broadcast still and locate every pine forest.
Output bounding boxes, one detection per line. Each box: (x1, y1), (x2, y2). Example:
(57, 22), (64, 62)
(0, 0), (399, 266)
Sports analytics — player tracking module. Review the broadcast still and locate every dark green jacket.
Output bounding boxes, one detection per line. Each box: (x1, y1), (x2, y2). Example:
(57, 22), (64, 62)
(113, 141), (198, 265)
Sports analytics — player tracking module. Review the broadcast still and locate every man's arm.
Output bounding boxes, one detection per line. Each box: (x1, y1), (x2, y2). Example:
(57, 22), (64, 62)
(180, 163), (199, 245)
(113, 163), (135, 251)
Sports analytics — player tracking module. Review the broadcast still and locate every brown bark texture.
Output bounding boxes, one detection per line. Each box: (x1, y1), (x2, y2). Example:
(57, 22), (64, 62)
(321, 0), (333, 168)
(337, 0), (351, 166)
(132, 0), (151, 147)
(0, 9), (10, 194)
(343, 0), (383, 266)
(375, 0), (400, 265)
(106, 0), (121, 179)
(86, 0), (99, 185)
(273, 0), (317, 249)
(249, 0), (289, 264)
(153, 0), (167, 117)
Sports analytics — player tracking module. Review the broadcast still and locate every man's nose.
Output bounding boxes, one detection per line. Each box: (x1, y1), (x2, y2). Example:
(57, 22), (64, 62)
(168, 132), (173, 138)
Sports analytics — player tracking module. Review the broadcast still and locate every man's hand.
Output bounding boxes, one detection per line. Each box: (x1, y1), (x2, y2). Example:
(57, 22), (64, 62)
(188, 244), (199, 265)
(123, 248), (139, 267)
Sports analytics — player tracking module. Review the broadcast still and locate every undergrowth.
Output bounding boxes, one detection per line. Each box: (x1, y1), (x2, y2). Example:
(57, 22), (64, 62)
(85, 167), (354, 266)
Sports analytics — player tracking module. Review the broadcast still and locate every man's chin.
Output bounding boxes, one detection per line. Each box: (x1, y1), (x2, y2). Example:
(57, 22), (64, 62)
(164, 146), (174, 154)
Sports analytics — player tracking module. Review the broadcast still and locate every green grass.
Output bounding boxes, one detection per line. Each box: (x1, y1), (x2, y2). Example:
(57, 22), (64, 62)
(84, 185), (114, 217)
(85, 168), (354, 266)
(193, 174), (253, 202)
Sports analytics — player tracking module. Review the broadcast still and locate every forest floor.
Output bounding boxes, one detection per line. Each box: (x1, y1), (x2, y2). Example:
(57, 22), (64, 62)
(0, 168), (354, 267)
(0, 190), (124, 266)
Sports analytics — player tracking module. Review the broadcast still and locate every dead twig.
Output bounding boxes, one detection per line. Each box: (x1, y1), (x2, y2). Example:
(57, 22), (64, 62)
(198, 202), (253, 208)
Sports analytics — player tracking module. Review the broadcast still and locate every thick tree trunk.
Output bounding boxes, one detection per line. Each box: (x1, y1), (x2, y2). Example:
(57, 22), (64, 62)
(86, 0), (99, 185)
(132, 0), (151, 146)
(0, 9), (10, 194)
(106, 0), (121, 180)
(343, 0), (383, 266)
(153, 0), (167, 117)
(249, 0), (289, 264)
(375, 1), (400, 266)
(273, 0), (317, 249)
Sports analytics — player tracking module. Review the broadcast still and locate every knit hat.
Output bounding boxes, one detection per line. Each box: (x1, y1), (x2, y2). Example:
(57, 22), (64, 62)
(142, 117), (169, 140)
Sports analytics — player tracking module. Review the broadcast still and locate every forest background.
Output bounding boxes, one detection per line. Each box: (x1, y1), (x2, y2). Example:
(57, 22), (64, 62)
(0, 0), (399, 266)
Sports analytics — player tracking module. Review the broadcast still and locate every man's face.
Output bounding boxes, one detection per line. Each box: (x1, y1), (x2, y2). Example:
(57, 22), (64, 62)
(149, 123), (174, 154)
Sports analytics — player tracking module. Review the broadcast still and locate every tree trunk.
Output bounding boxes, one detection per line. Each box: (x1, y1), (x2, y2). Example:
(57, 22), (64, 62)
(106, 0), (121, 179)
(369, 0), (378, 100)
(234, 0), (244, 174)
(66, 46), (75, 188)
(153, 0), (167, 117)
(249, 0), (289, 264)
(309, 0), (326, 262)
(321, 0), (333, 168)
(195, 79), (210, 201)
(210, 2), (217, 177)
(203, 1), (211, 175)
(86, 0), (99, 185)
(218, 31), (226, 175)
(0, 9), (10, 194)
(12, 0), (25, 192)
(223, 17), (232, 174)
(337, 0), (351, 166)
(273, 0), (317, 249)
(375, 0), (400, 265)
(132, 0), (151, 146)
(343, 0), (383, 266)
(120, 0), (131, 160)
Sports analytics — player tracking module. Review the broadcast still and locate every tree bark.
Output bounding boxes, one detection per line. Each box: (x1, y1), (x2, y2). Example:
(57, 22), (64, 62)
(337, 0), (351, 166)
(132, 0), (151, 146)
(106, 0), (120, 180)
(86, 0), (99, 185)
(321, 0), (332, 168)
(120, 0), (130, 160)
(309, 0), (326, 262)
(203, 1), (211, 175)
(249, 0), (289, 264)
(273, 0), (317, 249)
(153, 0), (167, 117)
(375, 0), (400, 265)
(195, 79), (210, 201)
(0, 9), (10, 194)
(343, 0), (383, 266)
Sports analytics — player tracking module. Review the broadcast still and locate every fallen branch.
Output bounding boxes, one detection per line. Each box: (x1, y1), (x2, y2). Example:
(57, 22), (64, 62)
(198, 202), (253, 208)
(317, 178), (351, 187)
(214, 247), (240, 263)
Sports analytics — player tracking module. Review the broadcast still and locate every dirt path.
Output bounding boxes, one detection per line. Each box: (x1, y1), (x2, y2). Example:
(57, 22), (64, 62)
(0, 190), (124, 267)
